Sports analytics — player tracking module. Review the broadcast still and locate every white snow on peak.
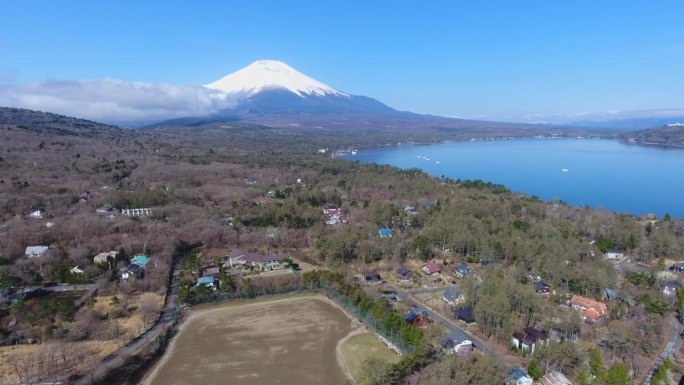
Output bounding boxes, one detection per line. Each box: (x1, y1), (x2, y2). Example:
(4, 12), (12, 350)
(204, 60), (348, 98)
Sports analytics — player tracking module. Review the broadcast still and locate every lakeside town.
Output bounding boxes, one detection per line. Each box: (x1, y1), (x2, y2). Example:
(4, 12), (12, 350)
(1, 108), (684, 385)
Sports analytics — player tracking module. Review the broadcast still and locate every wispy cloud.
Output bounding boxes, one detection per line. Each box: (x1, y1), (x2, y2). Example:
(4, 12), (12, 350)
(517, 109), (684, 125)
(0, 78), (235, 126)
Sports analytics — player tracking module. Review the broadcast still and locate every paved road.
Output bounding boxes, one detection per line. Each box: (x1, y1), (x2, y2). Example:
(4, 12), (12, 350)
(388, 283), (501, 358)
(642, 315), (680, 385)
(73, 265), (181, 385)
(41, 284), (97, 292)
(407, 286), (449, 295)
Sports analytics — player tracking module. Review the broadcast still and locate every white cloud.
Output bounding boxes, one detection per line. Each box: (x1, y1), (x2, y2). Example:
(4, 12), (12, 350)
(0, 78), (235, 126)
(517, 109), (684, 124)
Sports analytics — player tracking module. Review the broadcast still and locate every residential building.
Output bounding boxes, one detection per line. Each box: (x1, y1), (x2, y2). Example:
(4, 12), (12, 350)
(663, 281), (683, 296)
(323, 203), (340, 215)
(670, 263), (684, 273)
(535, 281), (550, 293)
(507, 368), (533, 385)
(202, 267), (221, 279)
(604, 249), (625, 260)
(570, 295), (608, 322)
(93, 250), (117, 265)
(363, 271), (381, 284)
(28, 210), (43, 219)
(456, 306), (476, 324)
(422, 262), (441, 276)
(196, 276), (217, 288)
(378, 227), (392, 238)
(227, 250), (284, 271)
(120, 264), (144, 280)
(130, 255), (150, 268)
(442, 330), (473, 356)
(70, 266), (84, 274)
(121, 208), (151, 217)
(442, 285), (464, 305)
(96, 204), (116, 214)
(404, 206), (417, 215)
(25, 246), (49, 258)
(453, 263), (471, 278)
(396, 267), (414, 281)
(511, 327), (548, 353)
(540, 371), (573, 385)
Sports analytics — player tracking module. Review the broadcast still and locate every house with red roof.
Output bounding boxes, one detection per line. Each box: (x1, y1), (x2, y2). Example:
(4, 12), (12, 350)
(421, 262), (442, 276)
(570, 295), (608, 322)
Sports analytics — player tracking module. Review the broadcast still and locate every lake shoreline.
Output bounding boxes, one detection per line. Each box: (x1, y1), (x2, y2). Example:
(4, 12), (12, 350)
(344, 138), (684, 218)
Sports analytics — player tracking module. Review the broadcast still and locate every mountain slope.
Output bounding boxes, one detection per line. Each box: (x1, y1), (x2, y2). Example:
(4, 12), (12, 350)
(620, 124), (684, 147)
(149, 60), (571, 136)
(0, 107), (126, 138)
(205, 60), (347, 97)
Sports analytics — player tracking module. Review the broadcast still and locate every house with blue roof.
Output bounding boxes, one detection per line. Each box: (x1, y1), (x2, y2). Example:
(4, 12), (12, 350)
(378, 227), (392, 238)
(507, 367), (533, 385)
(131, 255), (149, 268)
(453, 263), (471, 278)
(196, 276), (217, 288)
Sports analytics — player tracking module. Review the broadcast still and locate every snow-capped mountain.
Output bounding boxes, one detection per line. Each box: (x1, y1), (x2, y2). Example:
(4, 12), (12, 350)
(183, 59), (399, 119)
(205, 60), (348, 98)
(146, 60), (553, 134)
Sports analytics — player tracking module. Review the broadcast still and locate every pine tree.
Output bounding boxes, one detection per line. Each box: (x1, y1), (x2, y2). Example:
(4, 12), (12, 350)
(527, 360), (543, 381)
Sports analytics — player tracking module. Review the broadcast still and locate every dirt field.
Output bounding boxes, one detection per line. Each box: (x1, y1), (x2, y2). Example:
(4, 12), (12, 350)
(142, 295), (355, 385)
(341, 333), (402, 381)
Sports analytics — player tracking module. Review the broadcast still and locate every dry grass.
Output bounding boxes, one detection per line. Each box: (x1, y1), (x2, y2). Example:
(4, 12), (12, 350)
(340, 333), (401, 381)
(93, 292), (165, 340)
(0, 340), (122, 384)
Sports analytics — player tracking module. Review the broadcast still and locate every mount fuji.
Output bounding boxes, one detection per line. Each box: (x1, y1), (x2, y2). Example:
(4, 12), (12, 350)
(146, 60), (562, 135)
(199, 59), (401, 118)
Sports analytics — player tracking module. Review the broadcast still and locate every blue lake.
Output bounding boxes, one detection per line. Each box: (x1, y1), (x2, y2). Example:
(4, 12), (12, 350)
(346, 139), (684, 218)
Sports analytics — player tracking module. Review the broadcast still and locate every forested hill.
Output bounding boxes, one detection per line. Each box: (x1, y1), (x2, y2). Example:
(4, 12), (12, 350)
(0, 107), (125, 138)
(620, 124), (684, 147)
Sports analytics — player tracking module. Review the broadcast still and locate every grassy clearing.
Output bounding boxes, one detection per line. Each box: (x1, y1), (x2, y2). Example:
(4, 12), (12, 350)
(341, 333), (402, 381)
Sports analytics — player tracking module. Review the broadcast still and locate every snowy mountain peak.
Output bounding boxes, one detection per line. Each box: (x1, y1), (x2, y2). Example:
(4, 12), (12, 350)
(204, 60), (348, 98)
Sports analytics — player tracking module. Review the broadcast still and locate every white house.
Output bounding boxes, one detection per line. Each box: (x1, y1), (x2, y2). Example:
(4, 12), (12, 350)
(25, 246), (49, 258)
(121, 208), (151, 217)
(94, 250), (117, 264)
(226, 249), (284, 271)
(70, 266), (84, 274)
(662, 281), (683, 296)
(28, 210), (43, 219)
(511, 327), (548, 353)
(604, 249), (625, 260)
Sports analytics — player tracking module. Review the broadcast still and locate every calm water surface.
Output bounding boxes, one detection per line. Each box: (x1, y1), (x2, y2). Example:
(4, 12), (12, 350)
(346, 139), (684, 218)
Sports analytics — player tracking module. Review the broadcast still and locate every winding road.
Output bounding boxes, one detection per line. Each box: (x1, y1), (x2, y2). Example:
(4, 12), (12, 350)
(642, 315), (680, 385)
(73, 266), (181, 385)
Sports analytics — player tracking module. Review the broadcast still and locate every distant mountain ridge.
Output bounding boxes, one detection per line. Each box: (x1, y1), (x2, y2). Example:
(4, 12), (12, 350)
(620, 124), (684, 147)
(147, 60), (579, 137)
(0, 107), (124, 137)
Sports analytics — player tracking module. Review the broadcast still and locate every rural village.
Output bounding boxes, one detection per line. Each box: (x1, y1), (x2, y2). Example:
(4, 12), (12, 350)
(1, 109), (684, 385)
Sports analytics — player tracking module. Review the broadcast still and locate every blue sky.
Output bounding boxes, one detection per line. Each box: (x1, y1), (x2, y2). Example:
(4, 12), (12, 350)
(1, 1), (683, 122)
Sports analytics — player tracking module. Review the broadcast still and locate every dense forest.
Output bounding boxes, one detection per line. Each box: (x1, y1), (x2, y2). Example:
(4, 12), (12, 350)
(0, 108), (683, 384)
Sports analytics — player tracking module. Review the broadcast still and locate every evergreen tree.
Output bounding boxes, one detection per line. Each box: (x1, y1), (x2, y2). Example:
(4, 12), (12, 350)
(527, 360), (543, 381)
(604, 362), (630, 385)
